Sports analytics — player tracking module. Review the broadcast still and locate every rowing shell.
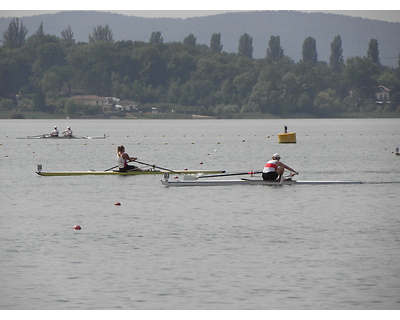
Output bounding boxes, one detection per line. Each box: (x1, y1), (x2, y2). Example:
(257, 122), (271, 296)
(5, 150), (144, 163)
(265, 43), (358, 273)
(36, 169), (226, 176)
(18, 134), (106, 139)
(161, 178), (363, 187)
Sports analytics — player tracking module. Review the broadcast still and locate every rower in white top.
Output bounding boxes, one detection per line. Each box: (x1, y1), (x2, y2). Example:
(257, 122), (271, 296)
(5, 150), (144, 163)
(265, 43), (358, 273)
(262, 153), (298, 181)
(62, 126), (73, 138)
(50, 126), (59, 137)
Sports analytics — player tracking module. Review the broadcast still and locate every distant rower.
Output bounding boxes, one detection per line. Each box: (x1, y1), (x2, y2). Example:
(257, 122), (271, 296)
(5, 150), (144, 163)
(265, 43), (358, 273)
(50, 126), (59, 137)
(62, 126), (73, 138)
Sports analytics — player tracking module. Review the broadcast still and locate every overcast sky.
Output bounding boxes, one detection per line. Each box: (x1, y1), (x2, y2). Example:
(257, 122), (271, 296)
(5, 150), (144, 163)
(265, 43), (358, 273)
(1, 2), (400, 23)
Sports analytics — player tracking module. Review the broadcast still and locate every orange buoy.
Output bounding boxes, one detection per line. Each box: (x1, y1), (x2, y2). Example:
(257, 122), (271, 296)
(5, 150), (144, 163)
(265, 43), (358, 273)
(73, 225), (81, 230)
(114, 202), (121, 206)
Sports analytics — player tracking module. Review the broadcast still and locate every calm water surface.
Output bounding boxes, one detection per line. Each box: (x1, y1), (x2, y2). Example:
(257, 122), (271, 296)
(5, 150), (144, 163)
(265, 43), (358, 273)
(0, 119), (399, 309)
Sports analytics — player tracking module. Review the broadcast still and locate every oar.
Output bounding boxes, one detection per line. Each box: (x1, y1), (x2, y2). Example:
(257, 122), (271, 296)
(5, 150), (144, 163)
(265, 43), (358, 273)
(28, 134), (47, 138)
(104, 165), (119, 171)
(197, 171), (263, 179)
(133, 160), (179, 174)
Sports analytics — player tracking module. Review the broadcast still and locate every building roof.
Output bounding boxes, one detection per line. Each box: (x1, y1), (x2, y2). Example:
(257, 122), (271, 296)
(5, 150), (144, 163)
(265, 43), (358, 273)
(70, 95), (105, 100)
(378, 85), (391, 92)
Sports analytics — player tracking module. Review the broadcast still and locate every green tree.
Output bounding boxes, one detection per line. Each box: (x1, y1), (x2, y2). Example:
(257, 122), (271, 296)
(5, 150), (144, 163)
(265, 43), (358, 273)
(281, 72), (301, 114)
(214, 104), (239, 118)
(0, 98), (14, 111)
(183, 34), (196, 47)
(215, 79), (235, 104)
(135, 45), (168, 87)
(33, 84), (47, 112)
(132, 80), (146, 102)
(0, 22), (397, 118)
(330, 35), (344, 72)
(398, 53), (400, 69)
(266, 35), (284, 63)
(168, 52), (196, 82)
(367, 39), (380, 65)
(61, 26), (75, 46)
(297, 92), (314, 114)
(167, 80), (181, 104)
(210, 33), (223, 53)
(391, 92), (400, 111)
(41, 66), (75, 95)
(2, 18), (28, 48)
(345, 56), (380, 101)
(313, 88), (342, 116)
(238, 33), (253, 59)
(302, 36), (318, 66)
(377, 71), (399, 93)
(24, 34), (66, 76)
(248, 80), (282, 114)
(233, 70), (257, 103)
(149, 31), (163, 44)
(0, 50), (19, 97)
(36, 22), (45, 38)
(89, 25), (114, 43)
(64, 98), (78, 116)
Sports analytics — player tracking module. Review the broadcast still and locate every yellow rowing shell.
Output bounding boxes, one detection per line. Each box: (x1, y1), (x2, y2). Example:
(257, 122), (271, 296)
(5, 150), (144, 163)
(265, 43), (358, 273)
(36, 169), (225, 176)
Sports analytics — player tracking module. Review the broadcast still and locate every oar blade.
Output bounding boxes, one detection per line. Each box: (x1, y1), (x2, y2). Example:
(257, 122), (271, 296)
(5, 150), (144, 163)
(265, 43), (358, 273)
(133, 160), (179, 174)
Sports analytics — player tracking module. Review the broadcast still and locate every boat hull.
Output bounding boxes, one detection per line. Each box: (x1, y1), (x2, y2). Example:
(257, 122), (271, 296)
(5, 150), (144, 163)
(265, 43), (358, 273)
(161, 178), (363, 187)
(18, 134), (106, 139)
(36, 169), (225, 176)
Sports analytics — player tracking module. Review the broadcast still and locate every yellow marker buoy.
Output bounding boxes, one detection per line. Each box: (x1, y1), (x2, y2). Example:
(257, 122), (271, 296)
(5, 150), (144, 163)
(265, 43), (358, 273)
(278, 125), (296, 143)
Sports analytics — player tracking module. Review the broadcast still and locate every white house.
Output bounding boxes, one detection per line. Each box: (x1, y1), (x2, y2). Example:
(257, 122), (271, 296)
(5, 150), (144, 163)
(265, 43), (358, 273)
(375, 86), (390, 105)
(70, 95), (115, 113)
(115, 100), (140, 112)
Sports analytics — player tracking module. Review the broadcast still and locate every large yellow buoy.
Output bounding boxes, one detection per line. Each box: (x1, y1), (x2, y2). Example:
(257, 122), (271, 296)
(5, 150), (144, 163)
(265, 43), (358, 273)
(278, 125), (296, 143)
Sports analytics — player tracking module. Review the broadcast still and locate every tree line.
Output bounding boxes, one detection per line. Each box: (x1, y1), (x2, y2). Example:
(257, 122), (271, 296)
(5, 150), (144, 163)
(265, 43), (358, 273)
(1, 18), (399, 118)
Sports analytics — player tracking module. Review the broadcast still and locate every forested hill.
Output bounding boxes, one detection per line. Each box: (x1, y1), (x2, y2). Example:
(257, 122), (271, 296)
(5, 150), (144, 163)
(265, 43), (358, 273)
(0, 10), (399, 67)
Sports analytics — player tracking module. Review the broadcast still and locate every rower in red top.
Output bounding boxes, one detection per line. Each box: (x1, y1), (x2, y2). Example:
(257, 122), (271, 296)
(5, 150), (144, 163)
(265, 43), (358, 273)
(262, 153), (298, 181)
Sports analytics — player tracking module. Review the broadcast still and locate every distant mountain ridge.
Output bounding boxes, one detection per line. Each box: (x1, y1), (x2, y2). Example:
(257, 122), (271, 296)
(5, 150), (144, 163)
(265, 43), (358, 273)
(1, 10), (399, 67)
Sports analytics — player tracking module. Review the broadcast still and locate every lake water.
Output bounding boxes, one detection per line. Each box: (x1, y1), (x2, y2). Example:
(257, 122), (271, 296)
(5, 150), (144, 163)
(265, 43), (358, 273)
(0, 118), (399, 310)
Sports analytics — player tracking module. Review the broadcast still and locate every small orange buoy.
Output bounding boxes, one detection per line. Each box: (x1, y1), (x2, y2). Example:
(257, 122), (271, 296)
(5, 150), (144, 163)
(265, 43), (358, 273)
(73, 225), (81, 230)
(199, 162), (203, 164)
(114, 202), (121, 206)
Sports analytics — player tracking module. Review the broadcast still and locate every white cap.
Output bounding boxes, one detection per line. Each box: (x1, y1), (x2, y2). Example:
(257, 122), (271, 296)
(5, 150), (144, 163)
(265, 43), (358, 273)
(272, 153), (281, 159)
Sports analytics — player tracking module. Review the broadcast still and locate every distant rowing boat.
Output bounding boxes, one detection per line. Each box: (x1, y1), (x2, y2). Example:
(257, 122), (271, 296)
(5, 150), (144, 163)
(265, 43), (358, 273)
(161, 177), (364, 187)
(36, 167), (225, 176)
(18, 134), (106, 139)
